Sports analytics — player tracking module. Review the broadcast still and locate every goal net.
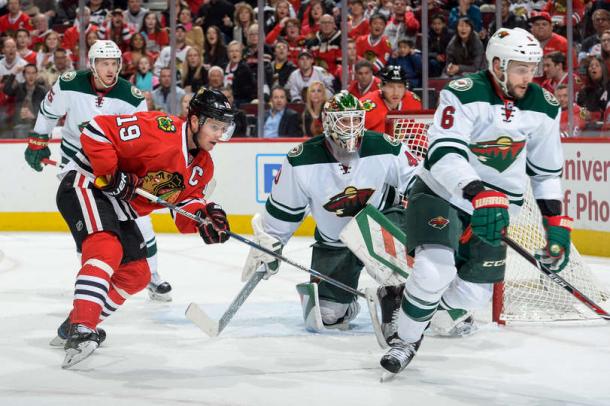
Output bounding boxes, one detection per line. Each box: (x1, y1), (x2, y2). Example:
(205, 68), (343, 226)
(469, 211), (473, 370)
(387, 112), (609, 324)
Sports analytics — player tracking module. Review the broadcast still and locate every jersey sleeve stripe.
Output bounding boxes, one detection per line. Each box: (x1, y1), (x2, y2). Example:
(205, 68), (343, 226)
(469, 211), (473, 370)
(526, 158), (563, 175)
(83, 126), (111, 144)
(39, 102), (61, 119)
(268, 194), (307, 214)
(265, 199), (306, 222)
(482, 181), (524, 206)
(427, 138), (469, 156)
(424, 146), (469, 170)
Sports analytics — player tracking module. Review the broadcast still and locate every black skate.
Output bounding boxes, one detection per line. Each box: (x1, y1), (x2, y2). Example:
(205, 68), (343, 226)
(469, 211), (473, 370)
(147, 281), (172, 302)
(380, 334), (423, 375)
(377, 284), (405, 345)
(62, 324), (102, 369)
(50, 317), (106, 347)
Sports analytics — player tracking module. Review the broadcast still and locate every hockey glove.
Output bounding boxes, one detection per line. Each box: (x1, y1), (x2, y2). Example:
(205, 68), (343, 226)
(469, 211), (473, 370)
(24, 132), (51, 172)
(99, 171), (141, 201)
(535, 215), (573, 273)
(469, 190), (509, 247)
(196, 202), (230, 244)
(241, 213), (283, 281)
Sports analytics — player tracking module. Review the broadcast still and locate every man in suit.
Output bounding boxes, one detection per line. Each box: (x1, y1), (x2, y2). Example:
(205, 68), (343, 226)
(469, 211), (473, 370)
(262, 86), (302, 137)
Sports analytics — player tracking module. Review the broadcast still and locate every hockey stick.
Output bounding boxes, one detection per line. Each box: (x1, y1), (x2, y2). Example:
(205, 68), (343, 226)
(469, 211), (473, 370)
(500, 234), (610, 321)
(185, 267), (265, 336)
(42, 158), (57, 166)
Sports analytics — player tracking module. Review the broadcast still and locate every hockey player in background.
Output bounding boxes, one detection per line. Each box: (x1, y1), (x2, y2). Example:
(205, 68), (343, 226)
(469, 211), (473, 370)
(241, 91), (420, 332)
(57, 88), (235, 368)
(379, 28), (573, 375)
(360, 65), (422, 133)
(24, 40), (174, 302)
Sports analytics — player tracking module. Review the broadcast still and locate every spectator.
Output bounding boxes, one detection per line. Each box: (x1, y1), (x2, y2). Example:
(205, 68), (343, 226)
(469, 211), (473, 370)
(196, 0), (235, 39)
(384, 0), (420, 49)
(63, 7), (99, 64)
(30, 13), (50, 49)
(244, 24), (273, 100)
(15, 29), (38, 66)
(600, 30), (610, 73)
(334, 38), (360, 89)
(122, 32), (155, 78)
(302, 80), (327, 137)
(285, 49), (334, 102)
(555, 84), (586, 137)
(265, 17), (305, 65)
(307, 14), (342, 74)
(542, 0), (585, 36)
(530, 11), (571, 82)
(272, 39), (297, 88)
(161, 1), (188, 28)
(220, 86), (247, 137)
(140, 12), (169, 56)
(88, 0), (110, 26)
(302, 0), (324, 39)
(181, 47), (207, 94)
(356, 13), (392, 72)
(203, 26), (228, 69)
(84, 29), (100, 65)
(262, 86), (302, 137)
(541, 51), (580, 94)
(388, 38), (422, 88)
(25, 0), (57, 22)
(487, 0), (528, 35)
(130, 55), (158, 92)
(207, 66), (225, 91)
(143, 90), (155, 110)
(580, 9), (610, 61)
(375, 0), (393, 20)
(0, 0), (33, 35)
(224, 41), (256, 106)
(444, 17), (485, 77)
(448, 0), (482, 33)
(428, 14), (451, 78)
(152, 67), (186, 113)
(154, 24), (190, 79)
(39, 47), (72, 87)
(124, 0), (148, 30)
(2, 64), (46, 138)
(347, 60), (380, 98)
(348, 0), (369, 40)
(0, 38), (27, 83)
(179, 92), (193, 120)
(35, 30), (61, 71)
(265, 0), (294, 34)
(98, 9), (135, 52)
(233, 2), (256, 47)
(180, 7), (204, 51)
(576, 55), (609, 130)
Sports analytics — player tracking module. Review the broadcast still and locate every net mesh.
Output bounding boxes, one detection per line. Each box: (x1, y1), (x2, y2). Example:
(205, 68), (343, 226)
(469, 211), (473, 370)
(389, 115), (609, 323)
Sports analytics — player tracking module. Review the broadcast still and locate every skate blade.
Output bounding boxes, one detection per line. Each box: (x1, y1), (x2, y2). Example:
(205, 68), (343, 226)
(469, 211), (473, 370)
(61, 341), (98, 369)
(49, 336), (66, 347)
(380, 371), (398, 383)
(148, 291), (173, 302)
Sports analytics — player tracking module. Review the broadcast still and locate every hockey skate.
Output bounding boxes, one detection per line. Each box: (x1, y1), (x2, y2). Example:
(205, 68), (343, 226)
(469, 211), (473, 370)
(50, 317), (106, 347)
(147, 280), (172, 302)
(322, 300), (361, 330)
(426, 309), (477, 337)
(380, 334), (423, 375)
(376, 284), (404, 344)
(62, 324), (102, 369)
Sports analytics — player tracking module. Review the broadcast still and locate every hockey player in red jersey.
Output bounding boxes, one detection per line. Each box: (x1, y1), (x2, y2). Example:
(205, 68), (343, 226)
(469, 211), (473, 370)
(360, 65), (422, 133)
(57, 88), (236, 368)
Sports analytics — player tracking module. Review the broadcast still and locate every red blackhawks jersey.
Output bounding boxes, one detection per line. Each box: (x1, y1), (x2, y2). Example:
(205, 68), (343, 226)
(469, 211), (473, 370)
(356, 34), (392, 71)
(360, 89), (422, 133)
(80, 111), (213, 233)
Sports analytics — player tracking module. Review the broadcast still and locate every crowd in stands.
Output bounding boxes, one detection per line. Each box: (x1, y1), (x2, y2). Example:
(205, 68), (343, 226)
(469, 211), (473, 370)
(1, 0), (609, 138)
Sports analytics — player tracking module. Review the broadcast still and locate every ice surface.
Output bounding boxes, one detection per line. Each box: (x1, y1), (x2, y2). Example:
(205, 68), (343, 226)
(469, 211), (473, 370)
(1, 233), (609, 406)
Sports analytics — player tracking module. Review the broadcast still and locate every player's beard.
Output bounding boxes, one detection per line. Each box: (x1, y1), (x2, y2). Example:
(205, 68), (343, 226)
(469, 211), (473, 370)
(506, 80), (528, 100)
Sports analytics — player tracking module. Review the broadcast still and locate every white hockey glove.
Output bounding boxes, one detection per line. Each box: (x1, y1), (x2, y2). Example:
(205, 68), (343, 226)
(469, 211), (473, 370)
(241, 213), (283, 282)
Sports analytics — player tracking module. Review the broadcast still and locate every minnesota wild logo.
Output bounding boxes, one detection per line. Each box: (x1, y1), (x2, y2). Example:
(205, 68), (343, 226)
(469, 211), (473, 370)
(323, 186), (375, 217)
(469, 136), (525, 172)
(156, 116), (176, 133)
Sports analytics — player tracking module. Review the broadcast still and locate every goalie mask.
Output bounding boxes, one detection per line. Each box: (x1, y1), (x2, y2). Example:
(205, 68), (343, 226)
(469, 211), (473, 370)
(88, 40), (122, 88)
(486, 28), (542, 96)
(188, 87), (236, 146)
(322, 91), (366, 153)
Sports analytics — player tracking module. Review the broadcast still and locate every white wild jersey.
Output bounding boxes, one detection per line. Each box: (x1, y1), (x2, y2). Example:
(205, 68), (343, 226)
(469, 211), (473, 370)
(33, 70), (147, 173)
(263, 132), (420, 247)
(419, 70), (563, 213)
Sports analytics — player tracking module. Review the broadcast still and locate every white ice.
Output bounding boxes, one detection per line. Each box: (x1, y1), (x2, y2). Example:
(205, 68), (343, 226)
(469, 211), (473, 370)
(1, 232), (609, 406)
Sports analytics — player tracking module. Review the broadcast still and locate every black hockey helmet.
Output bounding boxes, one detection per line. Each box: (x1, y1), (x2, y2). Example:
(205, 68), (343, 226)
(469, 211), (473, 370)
(378, 65), (408, 87)
(188, 87), (236, 141)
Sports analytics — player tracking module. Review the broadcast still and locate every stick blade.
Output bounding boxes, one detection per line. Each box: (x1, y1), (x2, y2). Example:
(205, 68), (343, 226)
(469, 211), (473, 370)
(185, 303), (220, 337)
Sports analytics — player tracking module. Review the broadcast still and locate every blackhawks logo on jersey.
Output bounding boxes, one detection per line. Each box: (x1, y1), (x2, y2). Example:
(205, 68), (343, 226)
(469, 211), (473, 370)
(157, 116), (176, 133)
(323, 186), (374, 217)
(469, 136), (525, 173)
(142, 171), (185, 204)
(361, 99), (376, 112)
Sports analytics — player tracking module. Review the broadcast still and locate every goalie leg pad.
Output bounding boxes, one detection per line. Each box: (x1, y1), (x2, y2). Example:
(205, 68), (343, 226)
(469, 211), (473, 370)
(296, 282), (324, 333)
(311, 243), (362, 304)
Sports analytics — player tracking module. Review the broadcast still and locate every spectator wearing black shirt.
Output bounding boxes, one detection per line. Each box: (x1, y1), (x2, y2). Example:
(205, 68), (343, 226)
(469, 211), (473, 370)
(2, 64), (46, 138)
(197, 0), (235, 40)
(271, 39), (297, 88)
(444, 17), (485, 77)
(203, 25), (228, 69)
(428, 14), (451, 78)
(576, 55), (609, 130)
(225, 40), (255, 106)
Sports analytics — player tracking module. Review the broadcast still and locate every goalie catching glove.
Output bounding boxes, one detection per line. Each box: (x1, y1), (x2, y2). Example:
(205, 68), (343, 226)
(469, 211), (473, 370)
(241, 213), (283, 281)
(535, 215), (573, 273)
(196, 203), (230, 244)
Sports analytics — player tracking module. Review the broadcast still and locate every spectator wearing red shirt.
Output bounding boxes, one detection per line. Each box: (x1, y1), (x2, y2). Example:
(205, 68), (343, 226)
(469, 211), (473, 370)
(555, 84), (586, 137)
(530, 11), (574, 82)
(356, 13), (392, 72)
(266, 17), (305, 66)
(140, 12), (169, 57)
(302, 0), (324, 39)
(541, 51), (581, 94)
(348, 60), (381, 98)
(30, 13), (50, 49)
(542, 0), (585, 29)
(15, 29), (38, 66)
(348, 0), (369, 40)
(98, 9), (136, 52)
(62, 7), (99, 63)
(0, 0), (33, 35)
(306, 14), (342, 75)
(384, 0), (421, 49)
